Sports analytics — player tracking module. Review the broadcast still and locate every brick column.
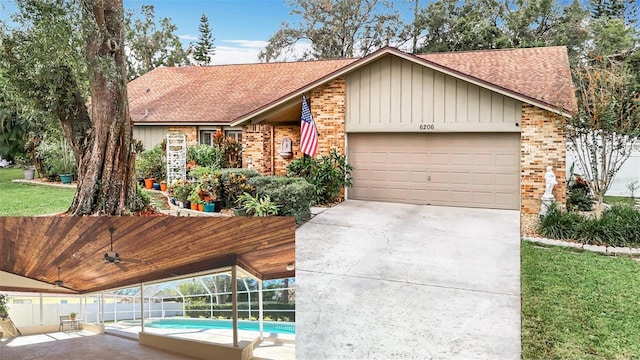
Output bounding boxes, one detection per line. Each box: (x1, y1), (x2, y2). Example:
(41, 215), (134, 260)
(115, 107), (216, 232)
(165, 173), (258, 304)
(520, 104), (567, 218)
(242, 124), (272, 174)
(309, 77), (346, 156)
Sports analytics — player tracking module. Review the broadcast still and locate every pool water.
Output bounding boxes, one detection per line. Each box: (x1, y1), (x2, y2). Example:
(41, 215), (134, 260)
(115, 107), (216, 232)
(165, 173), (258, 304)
(145, 318), (295, 334)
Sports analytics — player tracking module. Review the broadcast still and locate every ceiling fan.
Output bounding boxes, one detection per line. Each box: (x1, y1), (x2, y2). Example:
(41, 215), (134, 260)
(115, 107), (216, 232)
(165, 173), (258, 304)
(53, 266), (64, 288)
(101, 226), (142, 272)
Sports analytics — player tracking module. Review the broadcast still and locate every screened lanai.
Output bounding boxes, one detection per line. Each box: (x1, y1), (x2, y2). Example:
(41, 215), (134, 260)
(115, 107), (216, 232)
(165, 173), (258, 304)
(0, 216), (295, 359)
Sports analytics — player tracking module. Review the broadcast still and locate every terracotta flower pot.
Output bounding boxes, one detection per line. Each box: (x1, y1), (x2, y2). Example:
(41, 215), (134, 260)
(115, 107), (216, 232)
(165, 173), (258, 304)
(190, 203), (199, 210)
(160, 183), (167, 191)
(198, 203), (204, 212)
(144, 178), (155, 189)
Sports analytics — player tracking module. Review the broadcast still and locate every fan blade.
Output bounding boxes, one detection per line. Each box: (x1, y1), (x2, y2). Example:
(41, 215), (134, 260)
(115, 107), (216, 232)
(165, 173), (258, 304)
(120, 258), (142, 264)
(115, 262), (129, 272)
(97, 261), (109, 271)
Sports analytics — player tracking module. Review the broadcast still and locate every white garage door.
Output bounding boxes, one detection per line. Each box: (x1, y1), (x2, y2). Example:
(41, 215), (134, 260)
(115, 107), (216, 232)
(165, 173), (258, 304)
(347, 133), (520, 210)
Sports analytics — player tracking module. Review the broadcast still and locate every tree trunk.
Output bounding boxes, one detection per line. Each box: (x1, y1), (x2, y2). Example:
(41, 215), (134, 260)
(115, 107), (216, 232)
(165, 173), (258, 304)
(65, 0), (137, 215)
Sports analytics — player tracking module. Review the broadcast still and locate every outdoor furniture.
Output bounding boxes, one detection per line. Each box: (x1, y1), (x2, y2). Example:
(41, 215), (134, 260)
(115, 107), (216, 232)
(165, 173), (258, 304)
(59, 315), (78, 332)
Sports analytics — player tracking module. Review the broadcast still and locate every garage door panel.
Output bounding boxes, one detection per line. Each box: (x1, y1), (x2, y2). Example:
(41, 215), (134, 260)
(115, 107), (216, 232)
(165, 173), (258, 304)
(473, 173), (494, 185)
(348, 133), (520, 210)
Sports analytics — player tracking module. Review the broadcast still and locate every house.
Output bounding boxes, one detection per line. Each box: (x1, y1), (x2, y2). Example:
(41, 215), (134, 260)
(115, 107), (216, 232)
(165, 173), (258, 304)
(128, 46), (575, 220)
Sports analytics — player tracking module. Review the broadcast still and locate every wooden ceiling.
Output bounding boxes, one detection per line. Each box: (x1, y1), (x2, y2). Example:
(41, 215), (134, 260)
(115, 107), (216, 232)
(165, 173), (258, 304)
(0, 216), (295, 294)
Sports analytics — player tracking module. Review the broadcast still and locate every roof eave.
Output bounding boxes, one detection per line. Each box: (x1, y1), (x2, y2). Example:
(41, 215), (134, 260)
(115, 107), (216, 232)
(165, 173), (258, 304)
(231, 46), (574, 126)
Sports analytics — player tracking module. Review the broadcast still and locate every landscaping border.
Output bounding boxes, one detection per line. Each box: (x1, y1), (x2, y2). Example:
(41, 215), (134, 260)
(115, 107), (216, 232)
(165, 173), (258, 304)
(523, 236), (640, 256)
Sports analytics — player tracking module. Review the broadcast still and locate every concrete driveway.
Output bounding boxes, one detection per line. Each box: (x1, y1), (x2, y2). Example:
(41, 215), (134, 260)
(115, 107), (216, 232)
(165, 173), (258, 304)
(295, 200), (521, 359)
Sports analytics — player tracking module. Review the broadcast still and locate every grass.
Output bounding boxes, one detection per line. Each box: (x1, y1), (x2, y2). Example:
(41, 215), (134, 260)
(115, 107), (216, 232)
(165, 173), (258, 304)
(521, 241), (640, 359)
(0, 168), (75, 216)
(146, 190), (170, 210)
(603, 195), (635, 206)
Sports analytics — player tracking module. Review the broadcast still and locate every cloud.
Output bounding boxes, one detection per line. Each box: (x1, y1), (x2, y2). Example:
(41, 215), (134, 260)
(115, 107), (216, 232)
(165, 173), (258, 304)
(210, 39), (312, 65)
(224, 40), (269, 48)
(179, 34), (198, 41)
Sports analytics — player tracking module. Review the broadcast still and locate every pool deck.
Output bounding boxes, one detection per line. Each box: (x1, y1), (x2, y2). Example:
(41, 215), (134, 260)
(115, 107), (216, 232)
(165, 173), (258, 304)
(106, 322), (295, 359)
(0, 326), (294, 360)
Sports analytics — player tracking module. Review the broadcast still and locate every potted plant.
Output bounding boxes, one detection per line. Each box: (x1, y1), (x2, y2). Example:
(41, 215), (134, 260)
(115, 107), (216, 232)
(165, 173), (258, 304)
(0, 294), (7, 339)
(136, 145), (165, 189)
(188, 190), (202, 211)
(168, 180), (193, 208)
(0, 294), (9, 321)
(69, 312), (77, 321)
(14, 155), (35, 180)
(55, 158), (76, 184)
(160, 180), (168, 191)
(200, 174), (223, 212)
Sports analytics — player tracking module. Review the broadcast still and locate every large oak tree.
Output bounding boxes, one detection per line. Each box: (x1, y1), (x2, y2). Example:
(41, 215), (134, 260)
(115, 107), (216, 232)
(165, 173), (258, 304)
(1, 0), (140, 215)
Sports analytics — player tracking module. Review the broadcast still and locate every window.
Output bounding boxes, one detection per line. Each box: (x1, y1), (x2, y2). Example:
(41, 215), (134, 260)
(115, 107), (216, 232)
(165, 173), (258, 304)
(199, 129), (242, 146)
(224, 130), (242, 144)
(199, 130), (217, 146)
(13, 299), (32, 304)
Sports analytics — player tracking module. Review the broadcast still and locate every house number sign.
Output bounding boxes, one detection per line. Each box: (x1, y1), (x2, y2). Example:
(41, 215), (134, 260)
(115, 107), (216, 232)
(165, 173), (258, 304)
(419, 124), (435, 131)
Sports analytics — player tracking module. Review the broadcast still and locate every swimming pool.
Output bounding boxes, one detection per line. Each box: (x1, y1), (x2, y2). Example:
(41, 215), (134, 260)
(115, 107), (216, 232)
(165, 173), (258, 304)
(145, 318), (295, 334)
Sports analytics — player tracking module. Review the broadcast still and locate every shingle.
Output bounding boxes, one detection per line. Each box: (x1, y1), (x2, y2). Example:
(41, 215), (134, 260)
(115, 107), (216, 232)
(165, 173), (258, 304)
(128, 59), (356, 124)
(417, 46), (576, 113)
(128, 46), (575, 124)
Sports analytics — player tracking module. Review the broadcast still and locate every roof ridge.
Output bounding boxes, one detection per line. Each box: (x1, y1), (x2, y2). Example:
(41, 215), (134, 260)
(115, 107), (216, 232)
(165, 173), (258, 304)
(416, 45), (566, 56)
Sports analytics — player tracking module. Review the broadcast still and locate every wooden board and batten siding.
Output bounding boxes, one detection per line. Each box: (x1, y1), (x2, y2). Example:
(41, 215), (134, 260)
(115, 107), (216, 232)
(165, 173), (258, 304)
(133, 126), (169, 150)
(345, 55), (522, 210)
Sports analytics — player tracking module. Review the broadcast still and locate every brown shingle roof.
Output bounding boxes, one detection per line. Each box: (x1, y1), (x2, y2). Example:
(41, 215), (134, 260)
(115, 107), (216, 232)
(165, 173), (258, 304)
(128, 59), (356, 124)
(416, 46), (576, 113)
(128, 46), (575, 124)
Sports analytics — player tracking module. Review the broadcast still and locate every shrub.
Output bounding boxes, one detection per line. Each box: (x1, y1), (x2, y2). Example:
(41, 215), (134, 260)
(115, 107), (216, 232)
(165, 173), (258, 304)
(136, 144), (165, 180)
(286, 149), (353, 205)
(168, 180), (195, 203)
(538, 203), (640, 247)
(188, 144), (223, 168)
(184, 301), (295, 321)
(216, 168), (259, 207)
(188, 165), (218, 180)
(37, 136), (76, 179)
(566, 174), (594, 211)
(248, 176), (315, 225)
(238, 193), (280, 216)
(538, 203), (581, 239)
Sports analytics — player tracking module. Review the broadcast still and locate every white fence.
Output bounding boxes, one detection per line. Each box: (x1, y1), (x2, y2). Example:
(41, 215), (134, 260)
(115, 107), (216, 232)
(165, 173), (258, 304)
(567, 148), (640, 197)
(9, 302), (183, 328)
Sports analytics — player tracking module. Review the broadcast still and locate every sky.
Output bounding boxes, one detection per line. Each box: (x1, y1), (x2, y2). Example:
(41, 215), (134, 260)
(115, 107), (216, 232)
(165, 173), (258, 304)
(124, 0), (300, 65)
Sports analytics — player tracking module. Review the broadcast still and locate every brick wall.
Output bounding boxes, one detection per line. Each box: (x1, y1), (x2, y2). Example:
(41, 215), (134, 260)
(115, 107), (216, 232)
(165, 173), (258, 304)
(310, 78), (346, 155)
(520, 104), (567, 216)
(242, 77), (347, 176)
(242, 124), (272, 174)
(274, 126), (301, 175)
(168, 126), (198, 145)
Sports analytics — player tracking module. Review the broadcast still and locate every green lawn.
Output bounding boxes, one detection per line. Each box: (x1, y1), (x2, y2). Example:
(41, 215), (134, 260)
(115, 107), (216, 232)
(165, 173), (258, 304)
(521, 241), (640, 359)
(603, 195), (635, 206)
(0, 168), (75, 216)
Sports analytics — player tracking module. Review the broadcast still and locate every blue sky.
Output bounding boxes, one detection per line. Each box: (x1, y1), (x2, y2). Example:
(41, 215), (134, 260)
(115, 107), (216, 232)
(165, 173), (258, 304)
(124, 0), (293, 64)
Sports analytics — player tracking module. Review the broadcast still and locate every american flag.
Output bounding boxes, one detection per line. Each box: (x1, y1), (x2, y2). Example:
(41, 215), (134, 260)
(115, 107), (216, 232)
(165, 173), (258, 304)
(300, 95), (319, 157)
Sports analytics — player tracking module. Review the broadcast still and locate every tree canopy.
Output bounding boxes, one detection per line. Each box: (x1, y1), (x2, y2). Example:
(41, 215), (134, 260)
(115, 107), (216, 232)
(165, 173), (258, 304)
(259, 0), (405, 62)
(125, 5), (190, 80)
